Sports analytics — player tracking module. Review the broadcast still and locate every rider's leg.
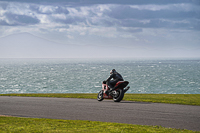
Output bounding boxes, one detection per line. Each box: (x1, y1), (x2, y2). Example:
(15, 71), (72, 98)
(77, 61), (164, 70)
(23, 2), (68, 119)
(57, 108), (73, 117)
(108, 80), (118, 92)
(106, 81), (114, 89)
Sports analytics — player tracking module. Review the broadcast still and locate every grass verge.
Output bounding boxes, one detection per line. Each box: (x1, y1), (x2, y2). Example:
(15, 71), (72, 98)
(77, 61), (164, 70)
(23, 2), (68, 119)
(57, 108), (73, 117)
(0, 93), (200, 106)
(0, 116), (199, 133)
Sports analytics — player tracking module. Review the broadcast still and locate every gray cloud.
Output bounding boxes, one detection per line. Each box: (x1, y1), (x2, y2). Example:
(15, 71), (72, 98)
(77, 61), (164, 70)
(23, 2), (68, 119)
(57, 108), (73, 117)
(1, 1), (199, 30)
(117, 27), (143, 33)
(0, 0), (199, 53)
(29, 4), (69, 15)
(3, 0), (200, 5)
(0, 13), (40, 26)
(108, 6), (200, 20)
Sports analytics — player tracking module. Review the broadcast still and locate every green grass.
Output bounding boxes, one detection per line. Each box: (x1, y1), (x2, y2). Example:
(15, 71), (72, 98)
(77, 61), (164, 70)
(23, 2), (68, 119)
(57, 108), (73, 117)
(124, 94), (200, 106)
(0, 116), (199, 133)
(0, 93), (200, 106)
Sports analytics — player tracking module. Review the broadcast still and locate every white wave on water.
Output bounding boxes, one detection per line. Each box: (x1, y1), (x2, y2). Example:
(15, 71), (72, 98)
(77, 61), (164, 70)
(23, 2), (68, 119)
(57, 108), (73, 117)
(95, 86), (101, 88)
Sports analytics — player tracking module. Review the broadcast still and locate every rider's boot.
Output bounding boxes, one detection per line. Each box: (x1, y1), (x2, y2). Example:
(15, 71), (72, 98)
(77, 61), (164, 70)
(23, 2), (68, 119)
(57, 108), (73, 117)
(105, 90), (109, 96)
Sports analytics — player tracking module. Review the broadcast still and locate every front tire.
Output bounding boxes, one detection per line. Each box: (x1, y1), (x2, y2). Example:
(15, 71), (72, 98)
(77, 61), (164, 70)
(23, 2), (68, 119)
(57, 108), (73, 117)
(97, 90), (104, 101)
(113, 89), (124, 102)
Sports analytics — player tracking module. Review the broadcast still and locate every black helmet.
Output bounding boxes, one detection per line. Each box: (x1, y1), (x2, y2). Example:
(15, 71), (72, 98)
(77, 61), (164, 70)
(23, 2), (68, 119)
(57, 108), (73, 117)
(110, 69), (116, 74)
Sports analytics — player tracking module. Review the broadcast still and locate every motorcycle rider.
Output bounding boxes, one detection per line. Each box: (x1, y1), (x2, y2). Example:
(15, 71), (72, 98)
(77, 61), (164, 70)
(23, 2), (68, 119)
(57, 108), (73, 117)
(105, 69), (124, 92)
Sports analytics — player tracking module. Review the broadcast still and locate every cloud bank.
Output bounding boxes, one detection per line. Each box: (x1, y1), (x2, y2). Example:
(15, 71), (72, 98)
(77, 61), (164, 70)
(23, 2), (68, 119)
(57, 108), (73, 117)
(0, 0), (200, 57)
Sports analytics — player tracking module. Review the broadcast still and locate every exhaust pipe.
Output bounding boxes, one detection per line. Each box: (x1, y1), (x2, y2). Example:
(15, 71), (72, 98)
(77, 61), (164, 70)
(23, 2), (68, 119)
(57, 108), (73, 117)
(124, 86), (130, 93)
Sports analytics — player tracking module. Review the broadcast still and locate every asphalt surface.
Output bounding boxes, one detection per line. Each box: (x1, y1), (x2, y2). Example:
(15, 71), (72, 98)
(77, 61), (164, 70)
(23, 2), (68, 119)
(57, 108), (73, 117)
(0, 96), (200, 131)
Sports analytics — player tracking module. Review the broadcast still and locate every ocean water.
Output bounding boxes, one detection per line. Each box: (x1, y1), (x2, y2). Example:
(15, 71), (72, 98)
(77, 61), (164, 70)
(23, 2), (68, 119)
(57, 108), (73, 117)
(0, 58), (199, 94)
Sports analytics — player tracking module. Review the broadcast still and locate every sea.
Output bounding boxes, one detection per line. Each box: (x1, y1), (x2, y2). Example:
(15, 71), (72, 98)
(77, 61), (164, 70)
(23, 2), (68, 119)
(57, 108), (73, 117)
(0, 58), (199, 94)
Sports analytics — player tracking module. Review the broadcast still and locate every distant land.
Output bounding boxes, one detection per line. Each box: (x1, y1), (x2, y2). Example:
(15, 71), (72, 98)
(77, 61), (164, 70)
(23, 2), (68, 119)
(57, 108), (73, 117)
(0, 32), (199, 58)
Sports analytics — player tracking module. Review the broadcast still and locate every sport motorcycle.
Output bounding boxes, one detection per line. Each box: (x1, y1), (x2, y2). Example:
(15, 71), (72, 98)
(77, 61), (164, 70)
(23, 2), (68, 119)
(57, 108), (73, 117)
(97, 80), (130, 102)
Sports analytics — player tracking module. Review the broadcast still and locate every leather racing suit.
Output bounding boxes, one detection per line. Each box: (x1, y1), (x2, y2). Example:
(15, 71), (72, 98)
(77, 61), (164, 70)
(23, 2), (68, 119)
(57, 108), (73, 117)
(106, 72), (124, 90)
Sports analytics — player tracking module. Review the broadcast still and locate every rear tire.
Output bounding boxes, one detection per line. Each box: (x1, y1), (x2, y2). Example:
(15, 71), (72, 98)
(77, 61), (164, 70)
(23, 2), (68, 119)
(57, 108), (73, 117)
(97, 90), (104, 101)
(113, 89), (124, 102)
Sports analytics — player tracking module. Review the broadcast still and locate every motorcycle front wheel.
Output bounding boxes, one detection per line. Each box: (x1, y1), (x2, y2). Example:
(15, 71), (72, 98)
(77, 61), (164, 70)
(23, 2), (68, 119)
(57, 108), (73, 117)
(97, 90), (104, 101)
(113, 89), (124, 102)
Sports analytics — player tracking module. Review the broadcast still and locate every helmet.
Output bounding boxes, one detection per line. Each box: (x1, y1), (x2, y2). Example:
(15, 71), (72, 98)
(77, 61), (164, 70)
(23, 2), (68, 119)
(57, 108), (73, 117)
(110, 69), (116, 74)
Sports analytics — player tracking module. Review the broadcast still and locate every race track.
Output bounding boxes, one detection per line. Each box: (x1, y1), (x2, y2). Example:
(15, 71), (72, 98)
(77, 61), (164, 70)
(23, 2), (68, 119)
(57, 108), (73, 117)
(0, 96), (199, 131)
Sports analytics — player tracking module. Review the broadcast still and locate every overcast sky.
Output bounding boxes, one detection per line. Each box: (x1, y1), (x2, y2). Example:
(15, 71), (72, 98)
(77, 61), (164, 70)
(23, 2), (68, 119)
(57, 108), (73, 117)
(0, 0), (200, 57)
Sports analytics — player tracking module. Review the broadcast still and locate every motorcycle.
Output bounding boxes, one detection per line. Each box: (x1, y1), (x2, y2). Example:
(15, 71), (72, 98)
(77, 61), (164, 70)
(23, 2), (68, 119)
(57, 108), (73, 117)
(97, 80), (130, 102)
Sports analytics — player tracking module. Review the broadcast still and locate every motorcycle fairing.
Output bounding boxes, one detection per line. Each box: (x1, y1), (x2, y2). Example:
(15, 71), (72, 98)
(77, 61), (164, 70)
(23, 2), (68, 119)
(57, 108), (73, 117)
(114, 81), (129, 90)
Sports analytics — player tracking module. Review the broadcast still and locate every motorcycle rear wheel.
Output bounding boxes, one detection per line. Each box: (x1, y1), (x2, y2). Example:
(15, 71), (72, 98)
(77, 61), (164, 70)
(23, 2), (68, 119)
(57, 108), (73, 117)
(97, 90), (104, 101)
(113, 89), (124, 102)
